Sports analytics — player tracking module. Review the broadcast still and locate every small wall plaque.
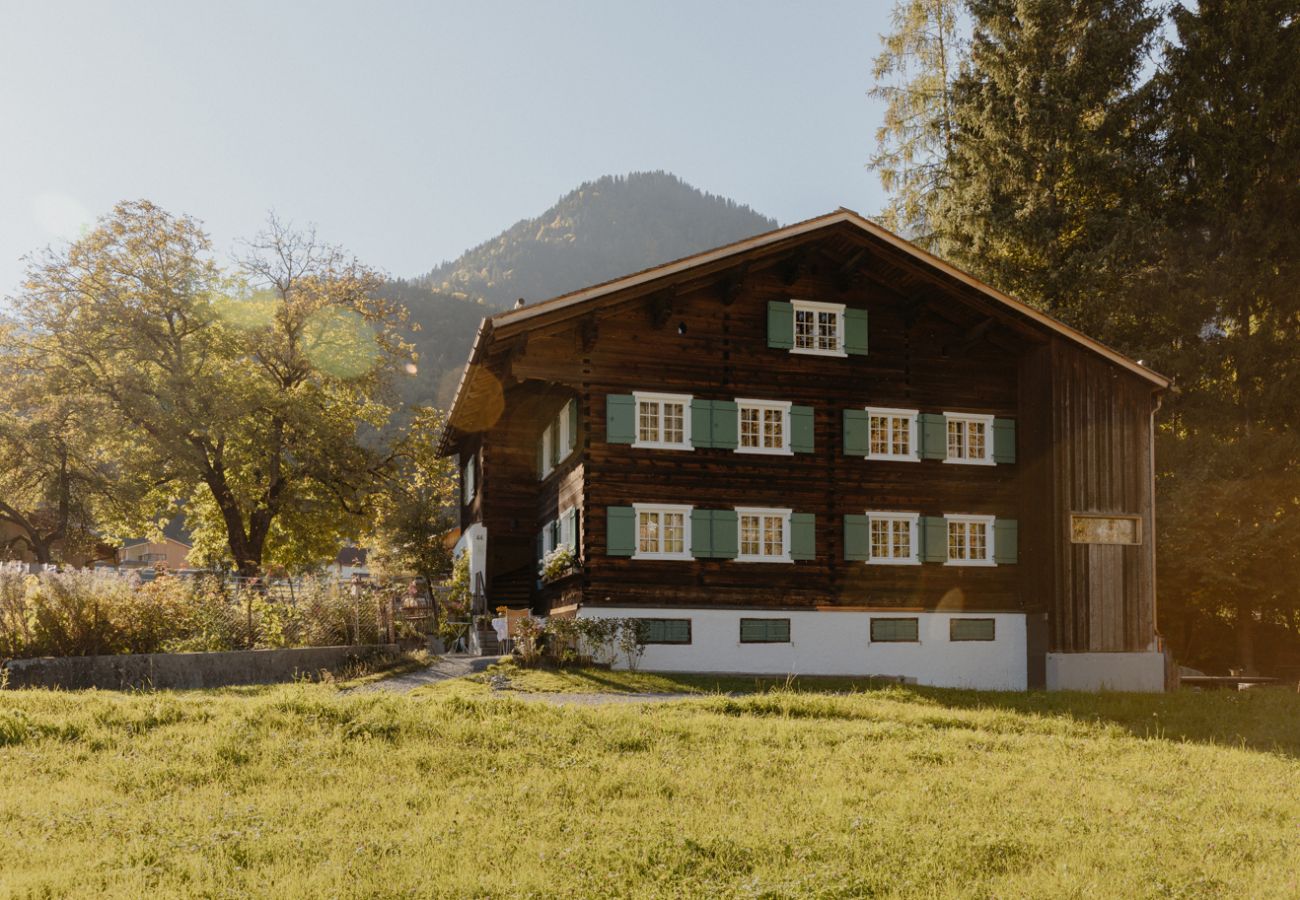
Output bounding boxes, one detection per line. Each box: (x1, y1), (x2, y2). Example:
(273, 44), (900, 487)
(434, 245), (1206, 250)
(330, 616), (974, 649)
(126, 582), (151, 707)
(1070, 514), (1142, 545)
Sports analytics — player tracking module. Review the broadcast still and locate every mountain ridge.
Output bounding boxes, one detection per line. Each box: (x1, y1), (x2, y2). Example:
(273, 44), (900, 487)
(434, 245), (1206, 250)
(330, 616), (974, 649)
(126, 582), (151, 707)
(390, 172), (778, 406)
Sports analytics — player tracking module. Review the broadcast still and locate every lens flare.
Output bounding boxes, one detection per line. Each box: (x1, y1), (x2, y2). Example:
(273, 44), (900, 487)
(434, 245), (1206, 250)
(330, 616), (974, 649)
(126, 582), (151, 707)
(303, 307), (380, 379)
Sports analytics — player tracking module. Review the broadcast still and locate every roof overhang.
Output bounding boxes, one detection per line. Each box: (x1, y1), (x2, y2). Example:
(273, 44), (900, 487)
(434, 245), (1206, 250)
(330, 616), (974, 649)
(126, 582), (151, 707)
(439, 208), (1170, 453)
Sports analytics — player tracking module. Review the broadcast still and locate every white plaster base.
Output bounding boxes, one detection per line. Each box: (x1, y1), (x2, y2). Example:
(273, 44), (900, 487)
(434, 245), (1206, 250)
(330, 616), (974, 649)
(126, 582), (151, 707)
(578, 606), (1028, 691)
(1045, 651), (1166, 692)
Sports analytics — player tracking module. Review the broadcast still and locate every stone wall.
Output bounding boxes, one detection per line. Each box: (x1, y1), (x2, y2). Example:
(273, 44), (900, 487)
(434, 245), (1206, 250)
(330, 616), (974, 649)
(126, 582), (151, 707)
(2, 644), (401, 691)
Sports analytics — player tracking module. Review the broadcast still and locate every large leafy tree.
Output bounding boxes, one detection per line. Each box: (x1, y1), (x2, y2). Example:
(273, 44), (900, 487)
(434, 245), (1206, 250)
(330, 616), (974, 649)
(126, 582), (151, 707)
(868, 0), (967, 245)
(13, 201), (412, 576)
(1150, 0), (1300, 673)
(0, 345), (110, 565)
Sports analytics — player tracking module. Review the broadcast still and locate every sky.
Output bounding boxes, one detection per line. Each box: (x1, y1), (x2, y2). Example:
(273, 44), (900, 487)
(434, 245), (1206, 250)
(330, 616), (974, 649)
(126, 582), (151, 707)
(0, 0), (893, 303)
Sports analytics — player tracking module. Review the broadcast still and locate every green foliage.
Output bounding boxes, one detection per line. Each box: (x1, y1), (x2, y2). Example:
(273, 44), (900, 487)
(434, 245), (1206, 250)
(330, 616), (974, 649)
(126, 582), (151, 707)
(364, 406), (458, 589)
(0, 564), (391, 658)
(868, 0), (966, 244)
(870, 1), (1300, 672)
(10, 202), (412, 576)
(0, 684), (1298, 896)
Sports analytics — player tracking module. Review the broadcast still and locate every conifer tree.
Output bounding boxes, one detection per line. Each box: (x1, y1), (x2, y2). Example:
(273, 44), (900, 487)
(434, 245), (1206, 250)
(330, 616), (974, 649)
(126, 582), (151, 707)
(936, 0), (1161, 340)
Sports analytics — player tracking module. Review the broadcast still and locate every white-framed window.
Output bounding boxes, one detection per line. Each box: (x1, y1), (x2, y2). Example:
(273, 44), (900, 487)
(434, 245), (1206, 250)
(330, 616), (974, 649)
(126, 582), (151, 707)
(632, 503), (692, 560)
(791, 299), (846, 357)
(541, 518), (558, 556)
(558, 509), (575, 548)
(945, 514), (996, 566)
(633, 392), (692, 450)
(538, 409), (572, 480)
(736, 507), (792, 563)
(866, 511), (919, 565)
(736, 398), (792, 455)
(944, 413), (994, 465)
(866, 408), (919, 461)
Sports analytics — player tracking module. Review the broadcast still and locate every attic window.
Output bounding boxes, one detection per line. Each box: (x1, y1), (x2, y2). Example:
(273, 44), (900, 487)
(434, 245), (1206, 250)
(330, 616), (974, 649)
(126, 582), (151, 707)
(791, 300), (846, 356)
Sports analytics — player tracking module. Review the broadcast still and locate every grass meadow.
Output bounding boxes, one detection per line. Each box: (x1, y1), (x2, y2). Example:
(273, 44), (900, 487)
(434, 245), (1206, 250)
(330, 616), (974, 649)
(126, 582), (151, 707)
(0, 677), (1298, 898)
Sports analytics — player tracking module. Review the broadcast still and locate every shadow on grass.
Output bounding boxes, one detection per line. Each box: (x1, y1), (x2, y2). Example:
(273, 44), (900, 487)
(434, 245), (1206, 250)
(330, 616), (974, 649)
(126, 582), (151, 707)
(895, 683), (1300, 758)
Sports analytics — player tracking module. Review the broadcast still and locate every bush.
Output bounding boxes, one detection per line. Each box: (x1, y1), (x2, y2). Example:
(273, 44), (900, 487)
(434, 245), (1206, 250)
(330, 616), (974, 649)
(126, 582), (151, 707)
(0, 565), (399, 660)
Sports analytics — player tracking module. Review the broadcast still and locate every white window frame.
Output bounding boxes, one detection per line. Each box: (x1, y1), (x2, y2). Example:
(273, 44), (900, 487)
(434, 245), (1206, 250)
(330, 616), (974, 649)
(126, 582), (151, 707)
(735, 398), (793, 456)
(865, 511), (920, 565)
(865, 407), (919, 462)
(557, 507), (576, 549)
(539, 423), (554, 480)
(541, 518), (558, 556)
(632, 391), (693, 451)
(790, 299), (847, 358)
(943, 412), (995, 466)
(632, 503), (693, 560)
(735, 506), (793, 564)
(944, 514), (997, 567)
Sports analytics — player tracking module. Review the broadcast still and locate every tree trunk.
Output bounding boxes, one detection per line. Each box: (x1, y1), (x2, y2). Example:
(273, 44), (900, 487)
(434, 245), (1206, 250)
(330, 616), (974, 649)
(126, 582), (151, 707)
(1235, 599), (1257, 675)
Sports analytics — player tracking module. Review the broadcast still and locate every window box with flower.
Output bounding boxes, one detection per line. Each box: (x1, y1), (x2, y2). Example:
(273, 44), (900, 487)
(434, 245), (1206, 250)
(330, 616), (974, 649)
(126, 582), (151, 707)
(538, 544), (579, 584)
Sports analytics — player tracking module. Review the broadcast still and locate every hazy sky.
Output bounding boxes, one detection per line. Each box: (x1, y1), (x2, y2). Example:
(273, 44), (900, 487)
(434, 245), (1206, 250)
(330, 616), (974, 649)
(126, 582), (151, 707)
(0, 1), (892, 300)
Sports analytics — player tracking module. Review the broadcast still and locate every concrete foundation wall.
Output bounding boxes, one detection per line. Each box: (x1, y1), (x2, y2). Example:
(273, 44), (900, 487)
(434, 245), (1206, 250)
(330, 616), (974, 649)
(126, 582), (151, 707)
(579, 607), (1028, 691)
(2, 644), (400, 691)
(1045, 651), (1166, 692)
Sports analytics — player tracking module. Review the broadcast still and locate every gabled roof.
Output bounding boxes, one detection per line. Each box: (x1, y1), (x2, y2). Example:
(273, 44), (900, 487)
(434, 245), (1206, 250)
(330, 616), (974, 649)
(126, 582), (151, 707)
(442, 209), (1169, 447)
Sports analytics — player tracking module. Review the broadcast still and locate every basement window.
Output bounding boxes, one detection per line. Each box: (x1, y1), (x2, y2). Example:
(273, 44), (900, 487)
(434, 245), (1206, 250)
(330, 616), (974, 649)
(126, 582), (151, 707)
(950, 618), (996, 641)
(870, 618), (919, 643)
(635, 618), (692, 644)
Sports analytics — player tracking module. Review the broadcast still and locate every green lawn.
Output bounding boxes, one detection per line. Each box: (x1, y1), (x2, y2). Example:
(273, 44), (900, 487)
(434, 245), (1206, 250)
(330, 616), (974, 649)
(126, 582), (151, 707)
(456, 661), (908, 695)
(1, 679), (1298, 898)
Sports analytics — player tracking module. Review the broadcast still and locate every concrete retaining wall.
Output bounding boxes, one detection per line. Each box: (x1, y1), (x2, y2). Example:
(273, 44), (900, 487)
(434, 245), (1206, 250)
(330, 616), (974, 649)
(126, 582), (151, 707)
(1, 644), (401, 691)
(1045, 651), (1167, 692)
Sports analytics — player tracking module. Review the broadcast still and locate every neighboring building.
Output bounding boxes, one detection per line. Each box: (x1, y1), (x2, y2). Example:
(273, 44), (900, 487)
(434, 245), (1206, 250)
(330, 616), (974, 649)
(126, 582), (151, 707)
(441, 210), (1172, 691)
(119, 516), (193, 570)
(119, 537), (193, 570)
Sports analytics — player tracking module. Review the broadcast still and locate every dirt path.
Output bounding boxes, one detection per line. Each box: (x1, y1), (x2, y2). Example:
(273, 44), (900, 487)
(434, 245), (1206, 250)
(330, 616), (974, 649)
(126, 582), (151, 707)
(343, 655), (494, 694)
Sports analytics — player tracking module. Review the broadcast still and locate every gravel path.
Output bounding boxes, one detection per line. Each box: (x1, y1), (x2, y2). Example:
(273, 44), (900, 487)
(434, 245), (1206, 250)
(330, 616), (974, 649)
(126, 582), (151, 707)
(343, 655), (494, 694)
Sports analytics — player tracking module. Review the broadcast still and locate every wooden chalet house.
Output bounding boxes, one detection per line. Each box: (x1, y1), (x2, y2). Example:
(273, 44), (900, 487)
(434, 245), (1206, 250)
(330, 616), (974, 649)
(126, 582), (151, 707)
(442, 210), (1172, 691)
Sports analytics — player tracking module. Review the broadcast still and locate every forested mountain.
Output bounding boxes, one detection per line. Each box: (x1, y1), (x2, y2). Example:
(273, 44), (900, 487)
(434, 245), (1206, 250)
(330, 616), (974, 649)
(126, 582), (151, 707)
(388, 172), (777, 406)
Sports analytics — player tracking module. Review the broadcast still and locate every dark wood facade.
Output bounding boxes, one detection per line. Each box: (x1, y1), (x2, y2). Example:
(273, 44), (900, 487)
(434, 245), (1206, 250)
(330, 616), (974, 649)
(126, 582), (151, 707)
(445, 212), (1168, 655)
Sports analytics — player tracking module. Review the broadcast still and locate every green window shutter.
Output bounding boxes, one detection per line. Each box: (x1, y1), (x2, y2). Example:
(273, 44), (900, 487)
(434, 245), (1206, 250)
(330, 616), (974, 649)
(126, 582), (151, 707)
(994, 518), (1018, 564)
(711, 400), (738, 450)
(790, 513), (816, 560)
(843, 409), (871, 456)
(844, 308), (869, 356)
(919, 413), (947, 460)
(870, 618), (919, 642)
(711, 509), (739, 560)
(606, 506), (635, 557)
(606, 394), (636, 444)
(550, 519), (561, 549)
(767, 300), (794, 349)
(536, 529), (545, 561)
(567, 400), (579, 452)
(993, 418), (1016, 464)
(921, 516), (948, 563)
(690, 508), (714, 559)
(790, 405), (814, 453)
(537, 438), (545, 479)
(844, 514), (870, 561)
(950, 618), (996, 641)
(740, 618), (791, 643)
(690, 399), (714, 449)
